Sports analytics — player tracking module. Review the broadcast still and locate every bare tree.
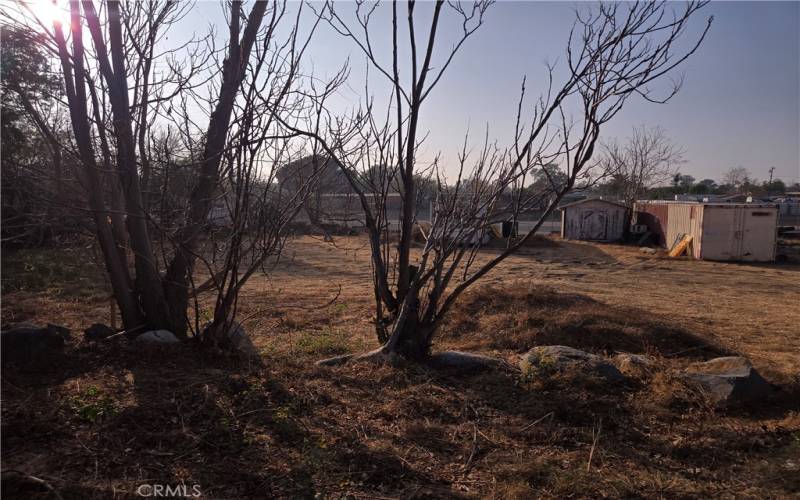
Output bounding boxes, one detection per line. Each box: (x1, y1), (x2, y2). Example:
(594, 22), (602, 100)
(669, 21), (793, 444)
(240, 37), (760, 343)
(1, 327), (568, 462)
(5, 0), (339, 344)
(721, 166), (752, 191)
(598, 126), (685, 206)
(286, 0), (712, 364)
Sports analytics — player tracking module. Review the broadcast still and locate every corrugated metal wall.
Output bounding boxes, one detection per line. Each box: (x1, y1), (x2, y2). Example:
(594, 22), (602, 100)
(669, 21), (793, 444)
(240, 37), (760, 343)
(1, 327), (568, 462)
(634, 202), (669, 246)
(664, 203), (704, 259)
(562, 200), (628, 242)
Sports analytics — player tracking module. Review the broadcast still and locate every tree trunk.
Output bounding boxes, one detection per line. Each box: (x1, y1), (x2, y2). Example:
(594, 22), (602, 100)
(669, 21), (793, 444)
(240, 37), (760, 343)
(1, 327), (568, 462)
(54, 6), (144, 329)
(104, 1), (173, 330)
(86, 79), (129, 270)
(163, 0), (267, 337)
(388, 323), (431, 361)
(383, 286), (431, 361)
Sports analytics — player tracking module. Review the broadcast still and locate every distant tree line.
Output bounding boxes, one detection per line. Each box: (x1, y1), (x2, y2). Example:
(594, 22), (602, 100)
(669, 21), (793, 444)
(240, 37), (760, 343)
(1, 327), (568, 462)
(590, 126), (797, 202)
(643, 168), (798, 199)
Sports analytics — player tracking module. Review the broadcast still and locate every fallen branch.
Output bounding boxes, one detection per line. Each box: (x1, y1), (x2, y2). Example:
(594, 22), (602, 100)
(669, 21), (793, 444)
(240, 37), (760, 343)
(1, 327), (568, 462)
(316, 346), (400, 367)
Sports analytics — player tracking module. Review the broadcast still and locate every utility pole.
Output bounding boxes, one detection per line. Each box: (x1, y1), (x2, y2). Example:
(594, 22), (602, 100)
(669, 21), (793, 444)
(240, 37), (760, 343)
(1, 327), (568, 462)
(767, 167), (775, 195)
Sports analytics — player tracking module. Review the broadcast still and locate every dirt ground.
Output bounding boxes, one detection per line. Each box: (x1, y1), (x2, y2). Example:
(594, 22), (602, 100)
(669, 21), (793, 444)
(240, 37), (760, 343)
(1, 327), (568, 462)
(2, 235), (799, 498)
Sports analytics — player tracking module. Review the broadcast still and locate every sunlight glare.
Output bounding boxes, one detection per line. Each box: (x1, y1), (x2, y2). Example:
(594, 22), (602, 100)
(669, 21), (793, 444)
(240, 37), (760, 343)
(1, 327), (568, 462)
(28, 0), (71, 29)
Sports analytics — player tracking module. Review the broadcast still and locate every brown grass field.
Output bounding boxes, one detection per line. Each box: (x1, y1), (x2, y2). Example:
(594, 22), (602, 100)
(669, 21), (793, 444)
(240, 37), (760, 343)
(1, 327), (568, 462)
(2, 235), (799, 498)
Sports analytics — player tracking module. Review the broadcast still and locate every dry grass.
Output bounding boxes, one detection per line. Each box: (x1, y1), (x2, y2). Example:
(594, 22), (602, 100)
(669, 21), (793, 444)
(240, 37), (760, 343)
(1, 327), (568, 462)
(2, 236), (799, 498)
(441, 284), (728, 360)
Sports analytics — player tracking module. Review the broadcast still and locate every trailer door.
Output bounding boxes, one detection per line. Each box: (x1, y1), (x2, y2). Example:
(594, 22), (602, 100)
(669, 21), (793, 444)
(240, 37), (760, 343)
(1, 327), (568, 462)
(699, 206), (737, 260)
(739, 208), (777, 261)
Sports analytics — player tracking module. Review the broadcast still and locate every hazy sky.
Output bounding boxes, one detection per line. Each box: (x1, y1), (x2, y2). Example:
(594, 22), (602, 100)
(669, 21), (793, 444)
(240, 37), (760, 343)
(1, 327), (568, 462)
(174, 1), (799, 184)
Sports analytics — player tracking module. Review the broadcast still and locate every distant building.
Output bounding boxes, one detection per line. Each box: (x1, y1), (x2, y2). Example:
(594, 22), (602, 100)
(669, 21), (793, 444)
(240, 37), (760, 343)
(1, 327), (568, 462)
(559, 198), (630, 242)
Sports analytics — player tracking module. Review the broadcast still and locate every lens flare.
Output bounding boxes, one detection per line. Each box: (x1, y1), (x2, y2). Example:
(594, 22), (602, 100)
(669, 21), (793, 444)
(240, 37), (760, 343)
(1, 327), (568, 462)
(27, 0), (71, 28)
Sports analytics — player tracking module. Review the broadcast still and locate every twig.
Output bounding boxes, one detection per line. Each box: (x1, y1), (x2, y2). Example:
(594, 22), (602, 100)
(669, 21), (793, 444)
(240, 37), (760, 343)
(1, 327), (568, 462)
(476, 428), (495, 445)
(235, 408), (274, 419)
(103, 323), (148, 341)
(462, 424), (479, 475)
(519, 411), (554, 432)
(587, 417), (602, 472)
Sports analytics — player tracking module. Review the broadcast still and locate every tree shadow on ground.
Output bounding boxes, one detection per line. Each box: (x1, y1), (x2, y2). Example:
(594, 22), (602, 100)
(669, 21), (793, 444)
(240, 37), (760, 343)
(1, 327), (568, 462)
(510, 237), (623, 265)
(1, 340), (437, 499)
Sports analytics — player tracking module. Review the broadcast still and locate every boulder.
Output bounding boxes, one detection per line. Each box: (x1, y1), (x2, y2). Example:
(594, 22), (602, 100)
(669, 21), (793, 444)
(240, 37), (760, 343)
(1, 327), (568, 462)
(202, 322), (261, 362)
(1, 323), (69, 365)
(680, 356), (773, 406)
(134, 330), (180, 344)
(613, 353), (655, 376)
(519, 345), (624, 382)
(84, 323), (117, 342)
(225, 323), (260, 361)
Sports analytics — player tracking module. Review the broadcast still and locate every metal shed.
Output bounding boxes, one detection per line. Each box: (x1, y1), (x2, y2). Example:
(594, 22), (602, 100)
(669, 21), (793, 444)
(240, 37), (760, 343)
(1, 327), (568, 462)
(634, 201), (778, 261)
(559, 199), (630, 242)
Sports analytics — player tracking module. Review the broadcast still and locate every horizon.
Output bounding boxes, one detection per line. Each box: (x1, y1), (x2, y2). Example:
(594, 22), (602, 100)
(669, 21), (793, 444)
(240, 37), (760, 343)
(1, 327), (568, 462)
(167, 0), (800, 185)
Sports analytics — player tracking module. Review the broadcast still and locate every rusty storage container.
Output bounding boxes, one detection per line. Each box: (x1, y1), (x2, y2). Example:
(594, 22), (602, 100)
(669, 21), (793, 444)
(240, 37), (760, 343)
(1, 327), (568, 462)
(635, 201), (670, 246)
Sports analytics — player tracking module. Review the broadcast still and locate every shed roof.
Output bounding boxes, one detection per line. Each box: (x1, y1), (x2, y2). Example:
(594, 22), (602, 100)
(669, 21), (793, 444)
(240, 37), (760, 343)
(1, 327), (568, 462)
(635, 200), (777, 209)
(559, 198), (630, 210)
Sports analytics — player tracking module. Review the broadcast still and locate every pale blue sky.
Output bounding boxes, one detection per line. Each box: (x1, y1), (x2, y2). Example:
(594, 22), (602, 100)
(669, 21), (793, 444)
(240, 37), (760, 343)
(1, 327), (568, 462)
(176, 1), (800, 185)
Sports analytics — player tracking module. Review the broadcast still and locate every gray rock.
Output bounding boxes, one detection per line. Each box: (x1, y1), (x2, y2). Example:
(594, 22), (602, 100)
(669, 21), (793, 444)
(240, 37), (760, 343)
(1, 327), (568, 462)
(226, 323), (260, 360)
(202, 322), (261, 362)
(639, 247), (657, 254)
(519, 345), (624, 381)
(680, 356), (773, 406)
(613, 353), (655, 376)
(84, 323), (117, 342)
(134, 330), (180, 344)
(1, 324), (68, 365)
